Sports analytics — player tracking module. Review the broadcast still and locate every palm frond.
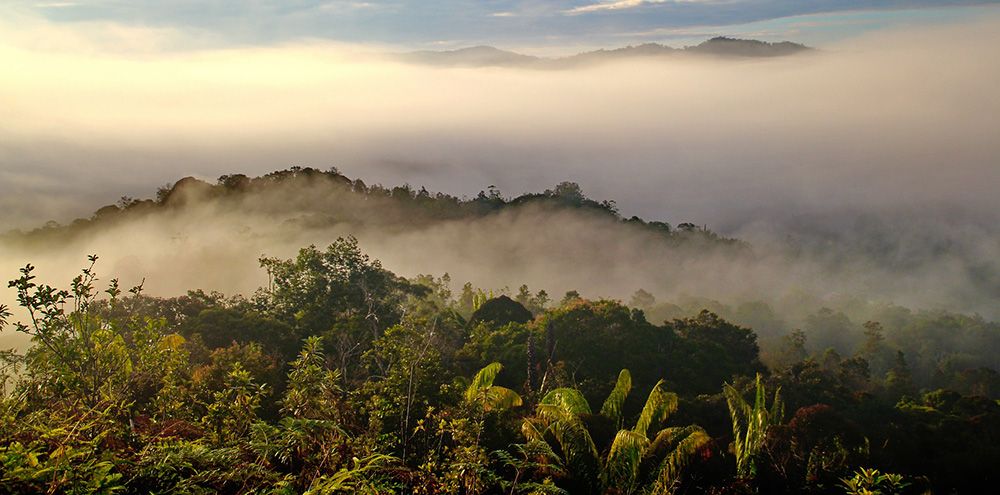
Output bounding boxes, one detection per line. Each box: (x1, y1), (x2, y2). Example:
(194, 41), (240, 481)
(648, 427), (711, 495)
(724, 373), (782, 479)
(600, 369), (632, 427)
(633, 380), (678, 437)
(601, 429), (649, 492)
(522, 417), (547, 442)
(540, 388), (592, 415)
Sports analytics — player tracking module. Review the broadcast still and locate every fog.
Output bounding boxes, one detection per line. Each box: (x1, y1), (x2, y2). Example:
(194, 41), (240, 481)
(2, 13), (999, 349)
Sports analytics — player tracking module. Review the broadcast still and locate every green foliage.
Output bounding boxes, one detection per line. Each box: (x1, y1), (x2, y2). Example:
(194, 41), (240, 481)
(599, 369), (632, 428)
(281, 336), (342, 420)
(302, 454), (399, 494)
(202, 364), (268, 443)
(633, 380), (679, 438)
(259, 237), (424, 382)
(1, 241), (998, 494)
(540, 388), (592, 415)
(524, 370), (709, 495)
(671, 310), (765, 394)
(465, 362), (523, 412)
(724, 373), (784, 479)
(5, 256), (161, 408)
(493, 441), (569, 495)
(840, 468), (909, 495)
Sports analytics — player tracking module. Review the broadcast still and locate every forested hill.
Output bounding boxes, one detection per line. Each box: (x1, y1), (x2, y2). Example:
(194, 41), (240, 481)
(2, 166), (743, 252)
(2, 167), (1000, 493)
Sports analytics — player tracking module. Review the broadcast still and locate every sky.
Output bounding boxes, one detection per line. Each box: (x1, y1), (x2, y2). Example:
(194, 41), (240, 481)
(7, 1), (1000, 52)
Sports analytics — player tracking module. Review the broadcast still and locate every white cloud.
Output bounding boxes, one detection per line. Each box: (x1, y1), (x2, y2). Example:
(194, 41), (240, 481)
(565, 0), (716, 15)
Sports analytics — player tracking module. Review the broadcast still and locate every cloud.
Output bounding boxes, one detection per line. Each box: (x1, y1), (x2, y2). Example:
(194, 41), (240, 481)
(2, 11), (1000, 351)
(10, 1), (1000, 49)
(33, 2), (79, 8)
(565, 0), (669, 15)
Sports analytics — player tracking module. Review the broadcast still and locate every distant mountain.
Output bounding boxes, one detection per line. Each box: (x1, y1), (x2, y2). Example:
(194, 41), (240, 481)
(685, 37), (811, 57)
(395, 37), (812, 68)
(398, 45), (542, 67)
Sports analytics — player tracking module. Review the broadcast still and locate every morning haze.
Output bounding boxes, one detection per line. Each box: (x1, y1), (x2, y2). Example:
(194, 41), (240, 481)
(2, 13), (998, 318)
(2, 3), (1000, 493)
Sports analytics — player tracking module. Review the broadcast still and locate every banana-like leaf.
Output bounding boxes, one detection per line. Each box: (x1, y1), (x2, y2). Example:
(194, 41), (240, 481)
(633, 380), (678, 438)
(540, 388), (592, 415)
(600, 369), (632, 427)
(483, 386), (523, 412)
(601, 429), (649, 492)
(465, 362), (503, 402)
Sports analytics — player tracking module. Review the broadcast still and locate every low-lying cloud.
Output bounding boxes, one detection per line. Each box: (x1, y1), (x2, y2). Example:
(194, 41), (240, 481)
(1, 12), (999, 350)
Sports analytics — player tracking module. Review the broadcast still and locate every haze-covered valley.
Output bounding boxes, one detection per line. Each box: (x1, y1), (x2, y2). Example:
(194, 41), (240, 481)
(3, 12), (999, 336)
(3, 3), (1000, 493)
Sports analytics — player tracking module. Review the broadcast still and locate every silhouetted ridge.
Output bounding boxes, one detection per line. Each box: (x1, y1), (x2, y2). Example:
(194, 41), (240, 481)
(2, 167), (744, 252)
(687, 36), (811, 57)
(396, 37), (812, 68)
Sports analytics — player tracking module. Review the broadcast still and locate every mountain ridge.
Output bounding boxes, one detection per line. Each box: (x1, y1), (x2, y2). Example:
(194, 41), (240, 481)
(397, 36), (812, 68)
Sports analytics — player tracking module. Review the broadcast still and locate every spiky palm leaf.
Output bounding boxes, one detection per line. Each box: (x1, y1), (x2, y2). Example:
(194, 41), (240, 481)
(522, 417), (547, 443)
(723, 373), (782, 479)
(528, 393), (601, 490)
(647, 426), (711, 495)
(600, 369), (632, 428)
(540, 388), (592, 415)
(546, 413), (601, 488)
(633, 380), (678, 438)
(523, 371), (711, 495)
(601, 429), (649, 491)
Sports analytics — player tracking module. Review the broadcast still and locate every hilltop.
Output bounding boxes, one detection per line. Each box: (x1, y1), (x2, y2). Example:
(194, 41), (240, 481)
(397, 36), (812, 68)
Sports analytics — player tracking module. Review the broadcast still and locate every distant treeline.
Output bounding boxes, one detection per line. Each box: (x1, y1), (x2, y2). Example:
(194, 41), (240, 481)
(3, 166), (743, 251)
(1, 238), (998, 493)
